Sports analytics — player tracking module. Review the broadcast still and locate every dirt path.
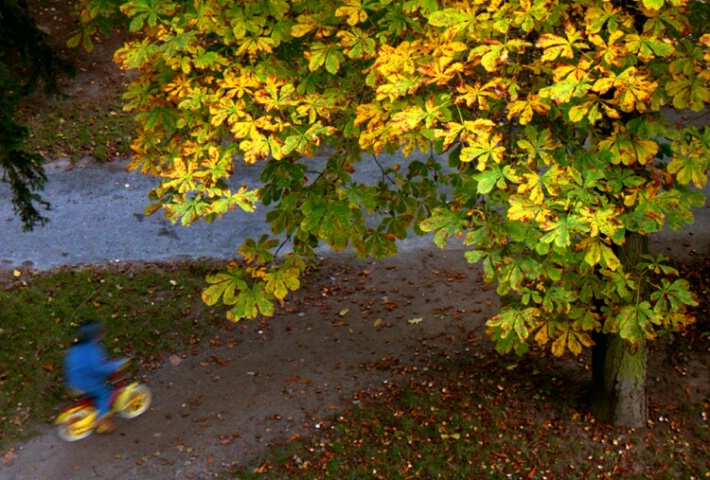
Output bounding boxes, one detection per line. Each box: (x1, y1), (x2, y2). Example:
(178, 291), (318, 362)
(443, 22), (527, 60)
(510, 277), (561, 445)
(1, 248), (500, 479)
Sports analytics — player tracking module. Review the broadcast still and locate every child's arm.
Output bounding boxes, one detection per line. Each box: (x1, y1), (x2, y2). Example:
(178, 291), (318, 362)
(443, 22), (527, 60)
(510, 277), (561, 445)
(87, 343), (123, 376)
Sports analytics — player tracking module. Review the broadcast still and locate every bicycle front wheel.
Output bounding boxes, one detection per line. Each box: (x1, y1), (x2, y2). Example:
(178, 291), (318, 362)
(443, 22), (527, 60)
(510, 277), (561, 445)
(116, 383), (152, 419)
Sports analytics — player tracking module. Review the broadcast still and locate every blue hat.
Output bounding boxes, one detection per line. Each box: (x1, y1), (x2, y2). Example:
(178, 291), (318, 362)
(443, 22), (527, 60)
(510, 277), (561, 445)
(77, 320), (103, 342)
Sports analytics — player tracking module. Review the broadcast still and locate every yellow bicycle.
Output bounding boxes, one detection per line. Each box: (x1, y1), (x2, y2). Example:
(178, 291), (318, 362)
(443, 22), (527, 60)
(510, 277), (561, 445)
(55, 368), (152, 442)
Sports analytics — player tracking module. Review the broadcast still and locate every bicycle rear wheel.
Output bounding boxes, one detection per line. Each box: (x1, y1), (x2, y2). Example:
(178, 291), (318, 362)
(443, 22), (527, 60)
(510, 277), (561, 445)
(56, 407), (97, 442)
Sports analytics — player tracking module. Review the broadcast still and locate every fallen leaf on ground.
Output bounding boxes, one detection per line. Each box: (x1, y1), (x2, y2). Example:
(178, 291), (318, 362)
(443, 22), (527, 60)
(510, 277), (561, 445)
(408, 317), (424, 325)
(3, 449), (18, 465)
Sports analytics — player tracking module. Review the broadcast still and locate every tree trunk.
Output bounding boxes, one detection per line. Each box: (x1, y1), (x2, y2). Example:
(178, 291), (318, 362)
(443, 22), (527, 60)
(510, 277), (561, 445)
(589, 232), (649, 427)
(590, 332), (648, 427)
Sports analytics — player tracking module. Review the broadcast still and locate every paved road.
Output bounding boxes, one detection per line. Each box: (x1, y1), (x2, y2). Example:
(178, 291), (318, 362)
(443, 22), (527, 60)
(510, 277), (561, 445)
(1, 145), (708, 271)
(0, 152), (436, 271)
(0, 157), (263, 270)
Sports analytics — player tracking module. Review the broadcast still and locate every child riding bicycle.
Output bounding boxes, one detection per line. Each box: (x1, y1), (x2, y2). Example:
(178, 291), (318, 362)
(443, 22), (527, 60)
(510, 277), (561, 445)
(63, 320), (128, 433)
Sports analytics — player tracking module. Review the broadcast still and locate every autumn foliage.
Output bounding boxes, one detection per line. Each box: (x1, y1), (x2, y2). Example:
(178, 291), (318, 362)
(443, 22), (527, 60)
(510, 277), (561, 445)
(70, 0), (709, 360)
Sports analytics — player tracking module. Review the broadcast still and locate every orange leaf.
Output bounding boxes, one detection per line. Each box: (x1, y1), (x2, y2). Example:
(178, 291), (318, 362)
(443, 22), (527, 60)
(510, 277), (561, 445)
(254, 461), (270, 473)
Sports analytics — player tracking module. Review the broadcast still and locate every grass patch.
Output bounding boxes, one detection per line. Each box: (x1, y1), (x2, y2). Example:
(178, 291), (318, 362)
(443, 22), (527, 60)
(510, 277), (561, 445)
(0, 261), (228, 448)
(16, 96), (136, 162)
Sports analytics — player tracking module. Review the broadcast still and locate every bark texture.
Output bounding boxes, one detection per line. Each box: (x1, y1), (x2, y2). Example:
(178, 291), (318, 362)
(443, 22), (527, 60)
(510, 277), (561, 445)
(591, 332), (648, 426)
(590, 232), (649, 427)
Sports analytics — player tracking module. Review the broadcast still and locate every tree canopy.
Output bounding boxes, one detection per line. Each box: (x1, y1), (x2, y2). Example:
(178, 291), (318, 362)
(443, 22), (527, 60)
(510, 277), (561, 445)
(72, 0), (709, 424)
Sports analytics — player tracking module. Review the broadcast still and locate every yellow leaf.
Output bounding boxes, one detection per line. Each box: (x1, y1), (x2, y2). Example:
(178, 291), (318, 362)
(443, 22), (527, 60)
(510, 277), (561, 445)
(517, 172), (545, 205)
(13, 270), (21, 278)
(534, 324), (550, 346)
(461, 133), (505, 170)
(537, 33), (572, 61)
(567, 332), (583, 356)
(536, 24), (587, 62)
(702, 34), (710, 62)
(568, 102), (590, 123)
(508, 195), (550, 223)
(230, 115), (259, 139)
(390, 106), (427, 133)
(418, 58), (464, 86)
(209, 97), (246, 128)
(623, 190), (638, 207)
(611, 67), (657, 113)
(550, 329), (567, 357)
(290, 13), (335, 39)
(291, 21), (316, 38)
(437, 122), (465, 150)
(335, 0), (368, 26)
(218, 70), (258, 99)
(240, 136), (270, 164)
(481, 45), (507, 72)
(469, 43), (507, 72)
(601, 244), (621, 271)
(456, 80), (503, 110)
(462, 119), (497, 136)
(553, 60), (591, 83)
(588, 30), (626, 67)
(574, 331), (594, 348)
(506, 95), (549, 124)
(598, 127), (659, 166)
(354, 102), (385, 127)
(640, 0), (664, 11)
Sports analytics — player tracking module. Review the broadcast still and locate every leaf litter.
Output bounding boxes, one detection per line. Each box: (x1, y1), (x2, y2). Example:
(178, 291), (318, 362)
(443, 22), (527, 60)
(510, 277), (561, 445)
(0, 254), (708, 479)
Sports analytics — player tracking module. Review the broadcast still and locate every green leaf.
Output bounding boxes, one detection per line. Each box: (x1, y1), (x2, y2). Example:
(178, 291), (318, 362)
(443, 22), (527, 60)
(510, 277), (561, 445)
(464, 250), (488, 264)
(641, 0), (664, 11)
(427, 8), (474, 28)
(362, 230), (398, 259)
(540, 215), (587, 249)
(239, 235), (278, 264)
(606, 302), (657, 343)
(419, 208), (468, 248)
(228, 283), (274, 320)
(650, 278), (698, 313)
(202, 270), (245, 306)
(264, 266), (301, 300)
(487, 307), (538, 355)
(306, 42), (345, 74)
(473, 166), (506, 194)
(666, 74), (710, 112)
(667, 152), (708, 188)
(121, 0), (177, 30)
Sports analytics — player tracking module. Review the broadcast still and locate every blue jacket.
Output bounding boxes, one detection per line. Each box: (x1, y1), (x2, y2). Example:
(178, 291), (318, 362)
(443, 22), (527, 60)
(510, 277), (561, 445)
(64, 340), (123, 393)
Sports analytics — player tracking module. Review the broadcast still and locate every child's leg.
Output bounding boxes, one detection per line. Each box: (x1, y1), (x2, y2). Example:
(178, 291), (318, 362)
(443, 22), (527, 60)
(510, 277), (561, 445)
(91, 386), (115, 433)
